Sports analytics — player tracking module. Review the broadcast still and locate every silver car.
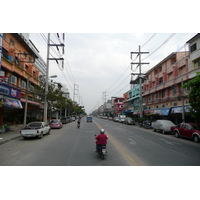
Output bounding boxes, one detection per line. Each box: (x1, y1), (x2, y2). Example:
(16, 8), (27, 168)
(124, 117), (135, 125)
(152, 120), (175, 134)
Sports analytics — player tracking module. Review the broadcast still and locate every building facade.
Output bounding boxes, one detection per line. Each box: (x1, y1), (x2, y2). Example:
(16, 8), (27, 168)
(0, 33), (43, 125)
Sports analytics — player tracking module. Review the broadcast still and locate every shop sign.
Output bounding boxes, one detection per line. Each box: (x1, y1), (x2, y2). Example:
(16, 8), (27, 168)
(0, 83), (21, 99)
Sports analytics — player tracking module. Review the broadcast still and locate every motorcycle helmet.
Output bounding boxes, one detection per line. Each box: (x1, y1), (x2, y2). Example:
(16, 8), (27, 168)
(100, 129), (105, 134)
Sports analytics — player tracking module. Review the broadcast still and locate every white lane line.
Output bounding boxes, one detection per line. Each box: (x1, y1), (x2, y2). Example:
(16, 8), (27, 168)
(12, 151), (20, 156)
(127, 138), (136, 145)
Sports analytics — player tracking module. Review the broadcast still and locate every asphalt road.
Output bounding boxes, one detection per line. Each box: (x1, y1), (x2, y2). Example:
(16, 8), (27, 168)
(0, 117), (200, 166)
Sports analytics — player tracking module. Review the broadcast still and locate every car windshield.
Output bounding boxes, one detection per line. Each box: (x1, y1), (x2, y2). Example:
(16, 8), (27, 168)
(192, 124), (200, 130)
(28, 123), (42, 128)
(51, 120), (59, 123)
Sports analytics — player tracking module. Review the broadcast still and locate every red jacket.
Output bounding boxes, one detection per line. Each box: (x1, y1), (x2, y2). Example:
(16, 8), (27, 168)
(95, 134), (108, 145)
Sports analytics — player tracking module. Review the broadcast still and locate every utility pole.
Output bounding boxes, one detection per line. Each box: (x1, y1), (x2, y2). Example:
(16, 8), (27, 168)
(103, 91), (107, 103)
(23, 76), (30, 126)
(43, 33), (64, 122)
(0, 33), (2, 72)
(130, 45), (149, 118)
(181, 79), (185, 122)
(73, 84), (79, 102)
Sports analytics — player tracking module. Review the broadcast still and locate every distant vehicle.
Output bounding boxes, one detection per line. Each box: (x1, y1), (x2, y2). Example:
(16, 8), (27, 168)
(171, 122), (200, 142)
(119, 115), (126, 123)
(67, 116), (72, 123)
(20, 122), (50, 139)
(108, 117), (113, 121)
(124, 117), (135, 125)
(152, 120), (175, 134)
(60, 117), (68, 124)
(71, 117), (76, 121)
(103, 116), (108, 119)
(113, 117), (119, 122)
(49, 119), (63, 129)
(87, 116), (93, 122)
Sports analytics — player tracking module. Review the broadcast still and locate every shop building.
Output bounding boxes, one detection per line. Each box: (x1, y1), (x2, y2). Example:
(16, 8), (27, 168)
(0, 33), (43, 125)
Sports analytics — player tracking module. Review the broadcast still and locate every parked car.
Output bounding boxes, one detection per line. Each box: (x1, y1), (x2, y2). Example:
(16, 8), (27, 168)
(67, 116), (72, 123)
(119, 115), (126, 123)
(108, 117), (113, 121)
(171, 122), (200, 142)
(124, 117), (135, 125)
(49, 119), (63, 129)
(71, 117), (76, 121)
(113, 117), (119, 122)
(152, 120), (175, 134)
(60, 117), (68, 124)
(20, 122), (50, 139)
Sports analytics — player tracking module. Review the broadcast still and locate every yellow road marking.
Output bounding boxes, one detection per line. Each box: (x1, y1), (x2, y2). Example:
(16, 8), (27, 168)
(94, 120), (142, 166)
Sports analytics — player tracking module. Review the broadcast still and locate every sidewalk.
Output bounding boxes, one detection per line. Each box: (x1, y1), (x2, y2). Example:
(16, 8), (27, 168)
(0, 124), (24, 145)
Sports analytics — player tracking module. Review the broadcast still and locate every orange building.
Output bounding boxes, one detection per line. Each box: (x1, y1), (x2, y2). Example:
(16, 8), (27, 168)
(0, 33), (42, 126)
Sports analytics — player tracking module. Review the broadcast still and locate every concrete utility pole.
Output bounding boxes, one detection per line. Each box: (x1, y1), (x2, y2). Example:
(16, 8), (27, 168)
(43, 33), (64, 122)
(130, 45), (149, 118)
(73, 84), (79, 102)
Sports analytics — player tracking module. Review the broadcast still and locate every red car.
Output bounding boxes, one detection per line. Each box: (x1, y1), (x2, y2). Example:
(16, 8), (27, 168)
(171, 122), (200, 142)
(49, 119), (63, 129)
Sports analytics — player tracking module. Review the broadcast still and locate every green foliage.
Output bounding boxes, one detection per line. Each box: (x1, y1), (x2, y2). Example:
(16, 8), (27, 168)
(182, 72), (200, 118)
(33, 81), (85, 117)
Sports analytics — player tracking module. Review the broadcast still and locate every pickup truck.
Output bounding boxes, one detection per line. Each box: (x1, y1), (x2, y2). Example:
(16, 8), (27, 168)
(20, 122), (50, 139)
(171, 122), (200, 143)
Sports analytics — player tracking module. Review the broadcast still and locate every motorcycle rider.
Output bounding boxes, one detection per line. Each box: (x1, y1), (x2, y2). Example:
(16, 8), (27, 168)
(95, 129), (108, 152)
(77, 117), (81, 127)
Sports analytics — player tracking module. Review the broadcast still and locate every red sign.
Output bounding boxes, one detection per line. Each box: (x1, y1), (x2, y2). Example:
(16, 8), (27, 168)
(0, 76), (8, 83)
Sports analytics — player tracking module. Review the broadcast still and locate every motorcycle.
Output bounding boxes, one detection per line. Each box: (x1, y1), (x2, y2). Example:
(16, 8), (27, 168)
(95, 135), (107, 159)
(77, 122), (80, 128)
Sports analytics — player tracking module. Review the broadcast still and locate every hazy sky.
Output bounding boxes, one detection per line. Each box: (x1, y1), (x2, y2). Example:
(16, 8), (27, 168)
(29, 33), (197, 114)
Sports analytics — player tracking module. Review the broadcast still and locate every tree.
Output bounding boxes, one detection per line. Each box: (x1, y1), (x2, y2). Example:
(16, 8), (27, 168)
(182, 72), (200, 119)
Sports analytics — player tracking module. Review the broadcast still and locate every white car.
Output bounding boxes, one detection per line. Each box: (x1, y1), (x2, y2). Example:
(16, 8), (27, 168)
(152, 120), (175, 134)
(20, 122), (50, 139)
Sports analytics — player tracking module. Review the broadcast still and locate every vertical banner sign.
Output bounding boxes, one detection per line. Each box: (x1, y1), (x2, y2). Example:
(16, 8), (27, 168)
(0, 33), (2, 71)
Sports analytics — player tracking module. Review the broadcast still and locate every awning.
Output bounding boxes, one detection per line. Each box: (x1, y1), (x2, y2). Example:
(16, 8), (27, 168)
(20, 98), (44, 108)
(2, 97), (23, 109)
(144, 107), (171, 116)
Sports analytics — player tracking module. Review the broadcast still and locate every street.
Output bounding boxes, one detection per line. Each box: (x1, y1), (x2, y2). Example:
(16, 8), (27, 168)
(0, 116), (200, 166)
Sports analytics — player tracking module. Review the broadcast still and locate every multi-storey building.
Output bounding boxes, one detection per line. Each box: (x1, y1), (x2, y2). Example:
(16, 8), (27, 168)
(123, 77), (141, 117)
(186, 33), (200, 79)
(0, 33), (43, 125)
(142, 51), (192, 124)
(111, 97), (124, 116)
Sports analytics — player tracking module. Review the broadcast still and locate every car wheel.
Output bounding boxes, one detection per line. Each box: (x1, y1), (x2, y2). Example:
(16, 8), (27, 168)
(23, 136), (27, 140)
(193, 135), (200, 143)
(153, 129), (156, 132)
(39, 132), (43, 139)
(162, 130), (166, 134)
(174, 131), (179, 138)
(47, 130), (50, 135)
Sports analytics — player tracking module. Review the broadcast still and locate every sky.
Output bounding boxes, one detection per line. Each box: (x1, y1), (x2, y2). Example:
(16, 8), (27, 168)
(29, 33), (197, 114)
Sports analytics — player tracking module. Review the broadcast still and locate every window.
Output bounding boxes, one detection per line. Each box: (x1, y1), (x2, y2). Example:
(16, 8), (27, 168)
(194, 58), (200, 67)
(154, 92), (158, 99)
(21, 80), (26, 89)
(171, 85), (177, 96)
(10, 38), (15, 46)
(159, 77), (163, 84)
(161, 90), (165, 98)
(190, 43), (197, 53)
(10, 75), (17, 85)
